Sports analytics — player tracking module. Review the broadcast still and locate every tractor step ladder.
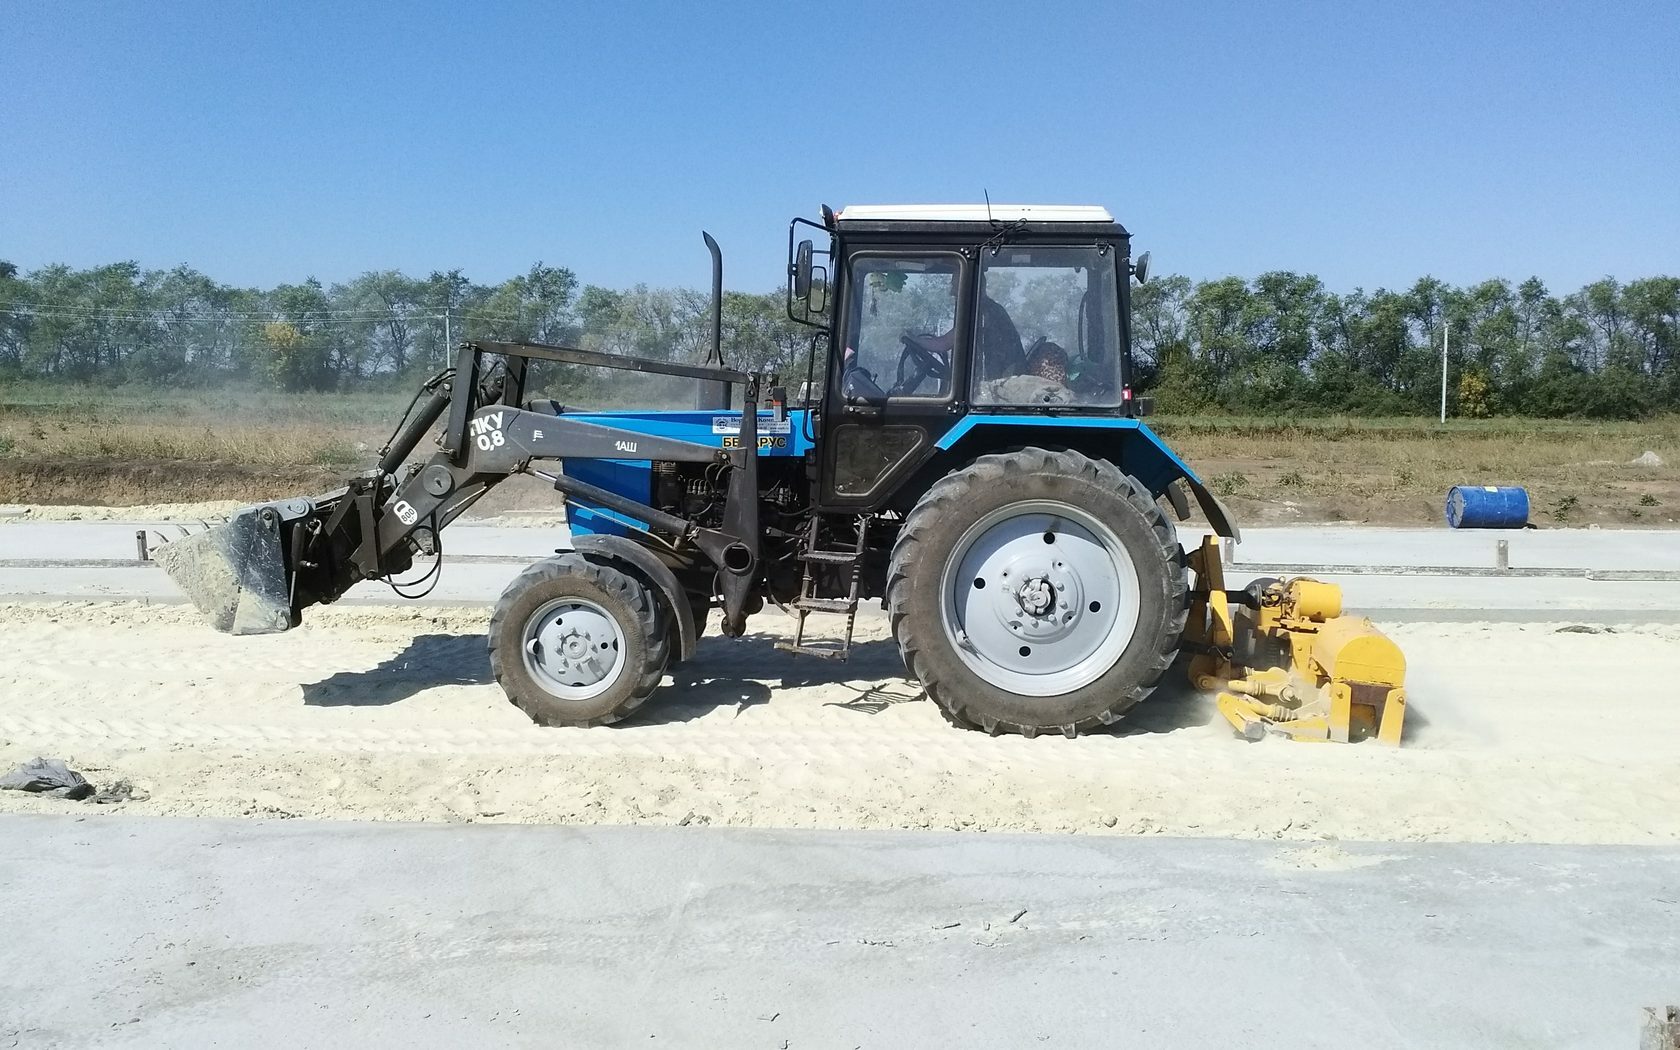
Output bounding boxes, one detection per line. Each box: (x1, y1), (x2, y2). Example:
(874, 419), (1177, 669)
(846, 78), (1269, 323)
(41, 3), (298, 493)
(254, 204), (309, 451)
(775, 516), (869, 660)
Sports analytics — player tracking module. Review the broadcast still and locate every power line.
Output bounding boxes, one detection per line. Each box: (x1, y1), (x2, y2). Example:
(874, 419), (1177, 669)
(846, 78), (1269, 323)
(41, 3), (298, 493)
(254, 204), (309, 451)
(0, 302), (680, 346)
(2, 307), (433, 326)
(0, 298), (457, 319)
(0, 303), (538, 327)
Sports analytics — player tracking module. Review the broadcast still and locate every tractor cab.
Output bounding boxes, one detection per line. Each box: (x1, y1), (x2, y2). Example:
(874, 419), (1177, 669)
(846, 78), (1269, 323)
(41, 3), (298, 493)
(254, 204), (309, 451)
(788, 204), (1152, 511)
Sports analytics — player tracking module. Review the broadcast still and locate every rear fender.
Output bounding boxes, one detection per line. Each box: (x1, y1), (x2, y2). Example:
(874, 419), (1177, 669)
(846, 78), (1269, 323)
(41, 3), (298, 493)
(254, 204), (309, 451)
(565, 533), (699, 663)
(1179, 475), (1242, 543)
(930, 415), (1240, 540)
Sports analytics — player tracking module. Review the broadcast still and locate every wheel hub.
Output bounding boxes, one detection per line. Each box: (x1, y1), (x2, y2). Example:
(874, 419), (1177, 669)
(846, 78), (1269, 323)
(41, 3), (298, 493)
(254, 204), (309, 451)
(941, 501), (1142, 697)
(981, 544), (1092, 646)
(1016, 576), (1055, 616)
(522, 598), (626, 699)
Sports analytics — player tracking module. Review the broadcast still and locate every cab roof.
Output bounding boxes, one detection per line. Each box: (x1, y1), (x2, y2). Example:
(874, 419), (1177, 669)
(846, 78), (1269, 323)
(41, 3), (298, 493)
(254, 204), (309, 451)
(836, 204), (1114, 223)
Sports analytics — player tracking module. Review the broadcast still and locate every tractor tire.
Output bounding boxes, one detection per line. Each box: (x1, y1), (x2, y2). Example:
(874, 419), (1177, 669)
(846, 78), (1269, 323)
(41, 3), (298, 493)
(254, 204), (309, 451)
(887, 447), (1187, 738)
(488, 554), (670, 727)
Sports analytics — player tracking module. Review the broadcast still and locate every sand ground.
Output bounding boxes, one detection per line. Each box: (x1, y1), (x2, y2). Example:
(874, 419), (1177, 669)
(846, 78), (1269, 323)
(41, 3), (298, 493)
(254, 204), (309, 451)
(1, 600), (1676, 843)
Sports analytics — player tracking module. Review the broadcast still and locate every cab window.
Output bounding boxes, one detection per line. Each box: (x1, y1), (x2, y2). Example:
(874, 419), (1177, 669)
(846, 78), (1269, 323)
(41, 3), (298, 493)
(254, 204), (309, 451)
(972, 246), (1122, 407)
(840, 254), (961, 401)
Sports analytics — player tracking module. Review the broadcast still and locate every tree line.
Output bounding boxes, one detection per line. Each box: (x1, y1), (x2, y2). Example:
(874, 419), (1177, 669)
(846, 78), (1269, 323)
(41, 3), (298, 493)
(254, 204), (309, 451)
(1, 258), (1675, 418)
(0, 260), (812, 400)
(1133, 272), (1679, 419)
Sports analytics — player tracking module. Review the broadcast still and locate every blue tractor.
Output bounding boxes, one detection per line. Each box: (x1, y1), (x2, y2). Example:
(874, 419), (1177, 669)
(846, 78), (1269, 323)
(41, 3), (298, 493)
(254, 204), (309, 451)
(161, 204), (1241, 738)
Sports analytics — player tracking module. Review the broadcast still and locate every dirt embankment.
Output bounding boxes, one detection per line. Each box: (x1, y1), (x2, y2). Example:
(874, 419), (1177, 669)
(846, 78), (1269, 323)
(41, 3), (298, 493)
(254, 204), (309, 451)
(0, 458), (343, 508)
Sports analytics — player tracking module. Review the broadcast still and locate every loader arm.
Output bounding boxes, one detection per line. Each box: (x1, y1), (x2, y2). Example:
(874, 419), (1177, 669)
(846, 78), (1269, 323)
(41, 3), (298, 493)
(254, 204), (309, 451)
(159, 339), (778, 636)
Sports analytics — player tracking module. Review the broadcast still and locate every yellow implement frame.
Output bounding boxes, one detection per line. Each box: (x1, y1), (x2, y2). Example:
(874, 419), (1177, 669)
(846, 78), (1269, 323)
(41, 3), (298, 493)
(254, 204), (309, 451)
(1185, 536), (1407, 745)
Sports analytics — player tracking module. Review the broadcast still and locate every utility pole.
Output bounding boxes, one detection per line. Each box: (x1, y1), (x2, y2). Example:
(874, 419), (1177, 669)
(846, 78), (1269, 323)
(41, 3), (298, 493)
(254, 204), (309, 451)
(1439, 322), (1449, 424)
(442, 307), (452, 367)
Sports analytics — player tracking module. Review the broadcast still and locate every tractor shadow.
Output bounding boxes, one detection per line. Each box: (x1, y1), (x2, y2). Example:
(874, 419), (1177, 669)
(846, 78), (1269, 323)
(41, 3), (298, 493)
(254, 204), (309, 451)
(1109, 668), (1222, 737)
(637, 634), (1214, 737)
(629, 633), (908, 727)
(302, 634), (493, 707)
(295, 628), (1216, 741)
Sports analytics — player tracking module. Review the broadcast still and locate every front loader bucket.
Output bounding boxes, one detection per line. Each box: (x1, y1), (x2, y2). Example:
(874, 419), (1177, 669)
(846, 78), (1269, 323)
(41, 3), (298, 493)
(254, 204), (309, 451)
(155, 503), (297, 635)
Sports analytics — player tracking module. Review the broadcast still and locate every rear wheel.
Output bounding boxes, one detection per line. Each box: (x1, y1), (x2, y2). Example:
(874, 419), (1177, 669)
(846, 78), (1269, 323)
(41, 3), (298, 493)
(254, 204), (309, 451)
(887, 448), (1186, 737)
(488, 555), (670, 727)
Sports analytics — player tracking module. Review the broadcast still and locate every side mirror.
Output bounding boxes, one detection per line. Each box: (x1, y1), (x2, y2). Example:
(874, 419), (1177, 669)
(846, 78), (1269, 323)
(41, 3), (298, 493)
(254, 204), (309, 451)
(792, 239), (814, 300)
(1131, 251), (1150, 285)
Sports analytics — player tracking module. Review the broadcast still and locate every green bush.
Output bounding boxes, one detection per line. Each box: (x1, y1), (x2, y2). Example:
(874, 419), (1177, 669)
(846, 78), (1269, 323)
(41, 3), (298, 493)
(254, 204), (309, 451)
(1519, 367), (1654, 420)
(1211, 471), (1250, 497)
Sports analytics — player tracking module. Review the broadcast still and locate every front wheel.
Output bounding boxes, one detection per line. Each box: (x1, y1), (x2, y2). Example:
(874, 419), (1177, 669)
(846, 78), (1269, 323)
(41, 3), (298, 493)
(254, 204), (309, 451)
(488, 555), (670, 727)
(887, 448), (1186, 737)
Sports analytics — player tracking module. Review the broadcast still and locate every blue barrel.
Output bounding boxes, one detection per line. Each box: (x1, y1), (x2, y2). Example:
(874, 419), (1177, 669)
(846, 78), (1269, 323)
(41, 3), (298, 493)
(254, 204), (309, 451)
(1445, 486), (1530, 529)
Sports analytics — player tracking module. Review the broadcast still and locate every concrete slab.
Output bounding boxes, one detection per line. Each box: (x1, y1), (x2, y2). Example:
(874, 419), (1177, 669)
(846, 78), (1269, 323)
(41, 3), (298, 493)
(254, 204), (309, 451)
(0, 520), (571, 562)
(1200, 525), (1680, 572)
(5, 523), (1680, 617)
(0, 561), (534, 605)
(8, 521), (1680, 570)
(0, 815), (1675, 1049)
(9, 520), (1680, 568)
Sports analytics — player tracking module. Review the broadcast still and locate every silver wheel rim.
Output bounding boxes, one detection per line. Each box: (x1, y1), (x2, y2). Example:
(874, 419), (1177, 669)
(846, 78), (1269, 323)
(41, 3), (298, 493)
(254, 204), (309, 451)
(521, 596), (627, 701)
(939, 500), (1142, 698)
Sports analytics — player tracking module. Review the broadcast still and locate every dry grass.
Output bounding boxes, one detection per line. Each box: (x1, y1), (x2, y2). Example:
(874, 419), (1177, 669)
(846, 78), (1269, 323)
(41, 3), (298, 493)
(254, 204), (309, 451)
(3, 419), (376, 468)
(3, 385), (1676, 525)
(0, 385), (404, 470)
(1156, 415), (1680, 525)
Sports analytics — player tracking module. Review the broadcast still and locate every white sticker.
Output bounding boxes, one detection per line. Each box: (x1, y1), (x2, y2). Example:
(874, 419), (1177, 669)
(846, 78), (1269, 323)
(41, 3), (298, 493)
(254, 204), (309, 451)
(712, 414), (792, 436)
(393, 500), (418, 526)
(469, 410), (507, 452)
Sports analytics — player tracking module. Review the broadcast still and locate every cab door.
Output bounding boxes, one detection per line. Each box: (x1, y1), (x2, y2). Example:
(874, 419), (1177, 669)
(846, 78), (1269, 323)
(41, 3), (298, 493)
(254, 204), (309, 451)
(817, 248), (970, 510)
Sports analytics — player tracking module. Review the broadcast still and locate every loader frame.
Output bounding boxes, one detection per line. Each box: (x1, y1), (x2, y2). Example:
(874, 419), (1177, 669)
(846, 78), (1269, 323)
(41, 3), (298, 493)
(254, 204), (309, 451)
(279, 337), (782, 638)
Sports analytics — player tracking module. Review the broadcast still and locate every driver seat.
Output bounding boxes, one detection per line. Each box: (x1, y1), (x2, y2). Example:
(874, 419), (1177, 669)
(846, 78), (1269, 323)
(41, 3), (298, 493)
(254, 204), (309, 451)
(977, 294), (1026, 381)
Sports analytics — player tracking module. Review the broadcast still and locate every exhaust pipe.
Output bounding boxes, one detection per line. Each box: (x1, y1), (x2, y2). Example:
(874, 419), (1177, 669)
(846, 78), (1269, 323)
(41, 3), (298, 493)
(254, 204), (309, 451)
(695, 231), (732, 411)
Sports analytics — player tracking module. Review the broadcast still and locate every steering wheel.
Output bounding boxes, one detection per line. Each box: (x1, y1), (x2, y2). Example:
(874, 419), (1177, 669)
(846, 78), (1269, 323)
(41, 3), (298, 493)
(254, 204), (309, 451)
(891, 333), (950, 397)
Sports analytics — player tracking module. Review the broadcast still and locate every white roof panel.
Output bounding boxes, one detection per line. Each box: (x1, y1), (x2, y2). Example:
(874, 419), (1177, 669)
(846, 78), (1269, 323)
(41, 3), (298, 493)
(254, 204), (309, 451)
(836, 204), (1114, 223)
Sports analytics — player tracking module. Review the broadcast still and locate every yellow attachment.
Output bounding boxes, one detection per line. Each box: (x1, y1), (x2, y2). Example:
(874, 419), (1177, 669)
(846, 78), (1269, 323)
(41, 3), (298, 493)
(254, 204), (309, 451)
(1187, 535), (1408, 746)
(1286, 578), (1342, 621)
(1311, 615), (1405, 688)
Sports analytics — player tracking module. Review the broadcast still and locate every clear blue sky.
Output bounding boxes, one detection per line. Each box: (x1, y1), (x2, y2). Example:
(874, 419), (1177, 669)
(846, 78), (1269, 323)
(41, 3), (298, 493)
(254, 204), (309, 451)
(4, 0), (1676, 295)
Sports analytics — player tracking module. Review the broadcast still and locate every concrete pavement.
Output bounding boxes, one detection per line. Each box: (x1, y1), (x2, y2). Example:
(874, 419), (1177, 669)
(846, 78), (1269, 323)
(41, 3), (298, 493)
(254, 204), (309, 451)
(4, 521), (1679, 616)
(1, 815), (1676, 1049)
(8, 519), (1680, 570)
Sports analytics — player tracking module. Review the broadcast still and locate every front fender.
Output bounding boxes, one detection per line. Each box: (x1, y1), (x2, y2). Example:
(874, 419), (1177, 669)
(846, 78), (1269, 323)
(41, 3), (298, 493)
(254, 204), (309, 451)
(564, 534), (698, 663)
